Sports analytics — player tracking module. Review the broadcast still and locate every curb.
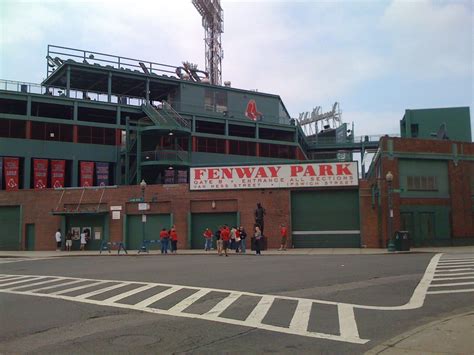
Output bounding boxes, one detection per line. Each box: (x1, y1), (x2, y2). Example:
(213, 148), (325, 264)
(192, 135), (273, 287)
(365, 310), (474, 355)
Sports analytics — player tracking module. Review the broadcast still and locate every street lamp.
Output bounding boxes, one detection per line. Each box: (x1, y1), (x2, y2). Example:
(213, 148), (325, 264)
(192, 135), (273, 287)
(140, 179), (147, 251)
(386, 171), (396, 252)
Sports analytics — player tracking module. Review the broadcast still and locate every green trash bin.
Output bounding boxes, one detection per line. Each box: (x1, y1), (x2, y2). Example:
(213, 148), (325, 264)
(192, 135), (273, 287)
(395, 231), (410, 251)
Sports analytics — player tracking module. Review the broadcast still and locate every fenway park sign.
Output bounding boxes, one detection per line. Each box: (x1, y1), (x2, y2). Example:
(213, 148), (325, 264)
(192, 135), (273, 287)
(190, 162), (358, 190)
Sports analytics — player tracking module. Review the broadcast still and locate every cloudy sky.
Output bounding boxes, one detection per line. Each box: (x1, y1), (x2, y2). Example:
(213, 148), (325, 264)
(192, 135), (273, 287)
(0, 0), (472, 137)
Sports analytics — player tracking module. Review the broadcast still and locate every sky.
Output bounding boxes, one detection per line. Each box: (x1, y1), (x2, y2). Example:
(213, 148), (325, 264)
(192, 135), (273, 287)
(0, 0), (472, 138)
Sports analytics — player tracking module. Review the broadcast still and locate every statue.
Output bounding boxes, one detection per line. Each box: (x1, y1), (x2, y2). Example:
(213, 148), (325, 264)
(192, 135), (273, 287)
(255, 202), (266, 235)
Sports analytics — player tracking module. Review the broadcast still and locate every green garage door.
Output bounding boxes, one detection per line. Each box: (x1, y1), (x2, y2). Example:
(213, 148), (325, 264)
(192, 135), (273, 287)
(127, 214), (171, 250)
(291, 190), (360, 248)
(191, 212), (237, 249)
(0, 206), (21, 250)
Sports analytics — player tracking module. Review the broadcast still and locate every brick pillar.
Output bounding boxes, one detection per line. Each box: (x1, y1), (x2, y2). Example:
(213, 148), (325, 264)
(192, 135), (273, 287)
(73, 125), (78, 143)
(26, 121), (32, 139)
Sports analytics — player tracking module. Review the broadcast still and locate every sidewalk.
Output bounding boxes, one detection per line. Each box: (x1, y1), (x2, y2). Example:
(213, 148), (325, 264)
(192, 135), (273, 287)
(0, 246), (473, 258)
(366, 311), (474, 355)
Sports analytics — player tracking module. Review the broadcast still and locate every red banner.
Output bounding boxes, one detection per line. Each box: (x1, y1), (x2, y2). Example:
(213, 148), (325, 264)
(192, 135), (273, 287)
(80, 161), (94, 187)
(51, 160), (65, 188)
(4, 157), (19, 191)
(33, 159), (48, 189)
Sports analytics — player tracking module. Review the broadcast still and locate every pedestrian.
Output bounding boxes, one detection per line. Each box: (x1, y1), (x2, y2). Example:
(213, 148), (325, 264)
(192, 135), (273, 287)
(254, 225), (262, 255)
(220, 224), (230, 257)
(239, 226), (247, 254)
(230, 226), (237, 250)
(169, 225), (176, 252)
(279, 223), (288, 251)
(55, 229), (62, 251)
(215, 226), (222, 255)
(170, 227), (178, 253)
(235, 227), (241, 253)
(160, 228), (169, 254)
(80, 230), (87, 251)
(65, 230), (73, 252)
(203, 228), (213, 251)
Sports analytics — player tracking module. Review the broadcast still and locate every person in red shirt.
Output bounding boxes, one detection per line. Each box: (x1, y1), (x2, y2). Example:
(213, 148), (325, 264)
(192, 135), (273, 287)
(159, 228), (170, 254)
(170, 228), (178, 254)
(279, 223), (288, 251)
(203, 228), (213, 251)
(220, 225), (230, 257)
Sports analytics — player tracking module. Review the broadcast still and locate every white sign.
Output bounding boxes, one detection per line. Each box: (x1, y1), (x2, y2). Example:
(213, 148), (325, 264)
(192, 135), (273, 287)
(112, 211), (121, 220)
(110, 206), (122, 211)
(190, 162), (358, 191)
(142, 214), (147, 222)
(138, 203), (150, 211)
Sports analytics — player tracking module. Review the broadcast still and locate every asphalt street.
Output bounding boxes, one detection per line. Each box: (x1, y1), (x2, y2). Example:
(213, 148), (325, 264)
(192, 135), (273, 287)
(0, 253), (473, 354)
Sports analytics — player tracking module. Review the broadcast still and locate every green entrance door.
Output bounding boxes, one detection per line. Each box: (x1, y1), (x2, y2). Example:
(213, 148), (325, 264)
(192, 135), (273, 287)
(291, 190), (360, 248)
(0, 206), (21, 250)
(126, 214), (171, 250)
(66, 215), (106, 251)
(191, 213), (237, 249)
(25, 224), (35, 251)
(420, 212), (435, 244)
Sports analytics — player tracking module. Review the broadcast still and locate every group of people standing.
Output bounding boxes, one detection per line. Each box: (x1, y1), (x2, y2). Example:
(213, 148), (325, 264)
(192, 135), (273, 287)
(159, 225), (178, 254)
(202, 224), (268, 256)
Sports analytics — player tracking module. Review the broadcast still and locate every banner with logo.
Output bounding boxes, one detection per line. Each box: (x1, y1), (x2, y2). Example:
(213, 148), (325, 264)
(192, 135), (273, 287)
(190, 162), (358, 191)
(33, 159), (48, 189)
(4, 157), (19, 191)
(0, 157), (3, 190)
(80, 161), (94, 187)
(95, 162), (109, 187)
(51, 160), (66, 188)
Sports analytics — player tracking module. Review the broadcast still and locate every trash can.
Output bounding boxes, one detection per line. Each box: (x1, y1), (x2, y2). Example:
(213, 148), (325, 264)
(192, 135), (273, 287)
(395, 231), (410, 251)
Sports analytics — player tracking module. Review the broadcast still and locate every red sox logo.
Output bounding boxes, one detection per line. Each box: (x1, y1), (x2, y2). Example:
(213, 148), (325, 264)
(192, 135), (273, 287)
(245, 100), (263, 121)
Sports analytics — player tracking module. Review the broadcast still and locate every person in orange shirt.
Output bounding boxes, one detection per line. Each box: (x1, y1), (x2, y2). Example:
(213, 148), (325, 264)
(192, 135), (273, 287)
(170, 228), (178, 254)
(220, 225), (230, 257)
(279, 223), (288, 251)
(159, 228), (170, 254)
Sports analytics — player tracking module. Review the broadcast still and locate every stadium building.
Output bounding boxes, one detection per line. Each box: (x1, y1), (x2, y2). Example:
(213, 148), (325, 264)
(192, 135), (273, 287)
(0, 45), (472, 251)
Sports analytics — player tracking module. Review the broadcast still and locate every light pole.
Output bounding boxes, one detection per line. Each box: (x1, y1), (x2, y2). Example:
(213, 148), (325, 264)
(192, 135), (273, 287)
(140, 179), (147, 251)
(386, 171), (396, 252)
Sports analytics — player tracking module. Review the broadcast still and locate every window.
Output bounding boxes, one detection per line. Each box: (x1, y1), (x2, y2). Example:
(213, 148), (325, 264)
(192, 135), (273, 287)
(407, 176), (437, 191)
(204, 89), (228, 113)
(410, 124), (419, 138)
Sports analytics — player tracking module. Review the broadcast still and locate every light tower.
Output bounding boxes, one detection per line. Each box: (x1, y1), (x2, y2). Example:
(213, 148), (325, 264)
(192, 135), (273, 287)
(192, 0), (224, 86)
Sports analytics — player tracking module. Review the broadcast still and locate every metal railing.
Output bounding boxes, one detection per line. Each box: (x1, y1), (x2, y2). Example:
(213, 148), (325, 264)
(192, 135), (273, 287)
(162, 102), (191, 129)
(0, 78), (146, 107)
(47, 45), (178, 78)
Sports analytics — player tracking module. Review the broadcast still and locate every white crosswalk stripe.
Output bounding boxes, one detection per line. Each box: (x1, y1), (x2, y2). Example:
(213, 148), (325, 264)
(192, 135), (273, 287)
(427, 254), (474, 295)
(0, 273), (368, 344)
(0, 258), (54, 264)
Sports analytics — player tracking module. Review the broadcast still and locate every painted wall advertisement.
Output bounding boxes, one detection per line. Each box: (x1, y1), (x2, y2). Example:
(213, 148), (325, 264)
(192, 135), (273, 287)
(80, 161), (94, 187)
(33, 159), (48, 189)
(51, 160), (66, 188)
(4, 157), (19, 191)
(96, 162), (109, 187)
(190, 162), (358, 191)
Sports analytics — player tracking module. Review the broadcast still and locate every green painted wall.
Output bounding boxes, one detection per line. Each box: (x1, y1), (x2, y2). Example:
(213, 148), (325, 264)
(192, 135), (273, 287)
(0, 206), (21, 250)
(400, 107), (471, 142)
(126, 214), (171, 250)
(291, 190), (360, 248)
(191, 152), (295, 166)
(190, 212), (237, 249)
(400, 205), (451, 246)
(398, 159), (449, 198)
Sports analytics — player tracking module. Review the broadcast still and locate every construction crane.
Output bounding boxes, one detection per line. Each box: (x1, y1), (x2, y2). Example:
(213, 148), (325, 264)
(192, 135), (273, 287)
(192, 0), (224, 86)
